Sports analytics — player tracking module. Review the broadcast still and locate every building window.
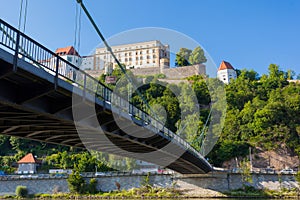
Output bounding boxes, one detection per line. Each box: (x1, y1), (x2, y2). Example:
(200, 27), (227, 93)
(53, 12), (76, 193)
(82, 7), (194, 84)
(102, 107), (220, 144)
(147, 55), (150, 59)
(152, 49), (155, 53)
(153, 60), (156, 63)
(140, 51), (142, 54)
(125, 53), (127, 56)
(140, 56), (143, 60)
(153, 55), (156, 58)
(129, 52), (132, 56)
(129, 58), (132, 61)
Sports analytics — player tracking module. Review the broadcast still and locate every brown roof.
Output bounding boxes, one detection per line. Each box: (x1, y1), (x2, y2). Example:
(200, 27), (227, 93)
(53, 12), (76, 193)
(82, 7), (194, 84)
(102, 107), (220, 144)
(17, 153), (39, 164)
(218, 61), (235, 71)
(55, 46), (80, 57)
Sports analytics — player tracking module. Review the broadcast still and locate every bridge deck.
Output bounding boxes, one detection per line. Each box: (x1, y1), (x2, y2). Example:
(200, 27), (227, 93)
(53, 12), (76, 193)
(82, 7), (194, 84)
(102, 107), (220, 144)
(0, 19), (212, 174)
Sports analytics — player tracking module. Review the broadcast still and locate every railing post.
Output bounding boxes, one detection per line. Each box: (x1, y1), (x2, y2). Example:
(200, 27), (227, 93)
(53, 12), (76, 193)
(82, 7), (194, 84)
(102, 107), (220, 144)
(54, 57), (59, 90)
(13, 31), (20, 71)
(83, 74), (87, 99)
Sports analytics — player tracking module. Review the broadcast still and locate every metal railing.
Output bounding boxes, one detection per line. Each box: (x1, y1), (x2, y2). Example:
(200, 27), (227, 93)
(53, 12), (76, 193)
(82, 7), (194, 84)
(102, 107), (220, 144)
(0, 19), (207, 164)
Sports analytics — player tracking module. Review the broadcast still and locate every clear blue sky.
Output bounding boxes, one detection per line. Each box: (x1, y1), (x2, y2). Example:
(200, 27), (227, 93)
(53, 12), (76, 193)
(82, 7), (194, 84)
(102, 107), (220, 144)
(1, 0), (299, 76)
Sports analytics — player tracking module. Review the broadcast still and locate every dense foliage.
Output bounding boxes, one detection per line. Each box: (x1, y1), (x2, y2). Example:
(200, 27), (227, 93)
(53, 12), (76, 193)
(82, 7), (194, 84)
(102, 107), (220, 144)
(0, 63), (299, 170)
(209, 64), (300, 166)
(175, 46), (207, 66)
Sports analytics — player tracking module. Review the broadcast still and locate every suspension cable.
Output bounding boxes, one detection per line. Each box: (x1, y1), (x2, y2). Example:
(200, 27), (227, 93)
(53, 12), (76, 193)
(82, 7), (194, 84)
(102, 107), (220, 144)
(74, 2), (78, 52)
(23, 0), (28, 32)
(18, 0), (24, 31)
(74, 2), (82, 54)
(75, 0), (159, 122)
(198, 106), (212, 153)
(18, 0), (28, 32)
(78, 5), (81, 53)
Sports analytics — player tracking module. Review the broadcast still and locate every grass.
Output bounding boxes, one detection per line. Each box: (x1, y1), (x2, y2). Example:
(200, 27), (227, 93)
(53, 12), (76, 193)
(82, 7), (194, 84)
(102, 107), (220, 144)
(0, 185), (181, 199)
(224, 185), (300, 198)
(1, 185), (299, 199)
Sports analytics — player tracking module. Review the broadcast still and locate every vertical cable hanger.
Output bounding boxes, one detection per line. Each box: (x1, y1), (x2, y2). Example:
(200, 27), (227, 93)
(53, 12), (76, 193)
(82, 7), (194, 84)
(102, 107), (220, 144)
(77, 5), (81, 53)
(18, 0), (28, 32)
(23, 0), (28, 32)
(74, 2), (82, 54)
(18, 0), (24, 31)
(74, 2), (78, 52)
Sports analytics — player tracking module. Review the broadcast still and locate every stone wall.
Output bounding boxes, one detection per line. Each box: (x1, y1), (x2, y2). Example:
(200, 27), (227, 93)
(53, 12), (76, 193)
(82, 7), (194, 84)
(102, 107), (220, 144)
(130, 67), (161, 77)
(162, 64), (206, 79)
(0, 173), (298, 195)
(0, 174), (172, 195)
(175, 172), (299, 192)
(85, 64), (206, 80)
(0, 178), (69, 195)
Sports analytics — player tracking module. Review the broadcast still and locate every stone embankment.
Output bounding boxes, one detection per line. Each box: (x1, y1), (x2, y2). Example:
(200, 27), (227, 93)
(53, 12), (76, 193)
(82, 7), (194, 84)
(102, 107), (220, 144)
(0, 172), (298, 196)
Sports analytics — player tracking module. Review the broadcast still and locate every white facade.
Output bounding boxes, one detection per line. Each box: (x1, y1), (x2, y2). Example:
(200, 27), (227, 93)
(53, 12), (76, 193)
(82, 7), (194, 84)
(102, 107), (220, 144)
(94, 40), (170, 71)
(80, 55), (94, 70)
(217, 68), (237, 84)
(47, 55), (81, 78)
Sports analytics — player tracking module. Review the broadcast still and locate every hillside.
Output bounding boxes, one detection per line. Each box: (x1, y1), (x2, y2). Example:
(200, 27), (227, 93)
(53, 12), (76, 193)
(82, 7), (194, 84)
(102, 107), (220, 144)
(0, 64), (300, 173)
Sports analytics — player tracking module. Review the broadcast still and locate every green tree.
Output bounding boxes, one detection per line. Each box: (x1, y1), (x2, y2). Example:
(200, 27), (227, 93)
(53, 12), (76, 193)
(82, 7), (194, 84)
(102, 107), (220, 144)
(239, 158), (253, 188)
(15, 186), (28, 198)
(175, 48), (192, 67)
(189, 46), (207, 64)
(67, 171), (85, 194)
(286, 69), (295, 80)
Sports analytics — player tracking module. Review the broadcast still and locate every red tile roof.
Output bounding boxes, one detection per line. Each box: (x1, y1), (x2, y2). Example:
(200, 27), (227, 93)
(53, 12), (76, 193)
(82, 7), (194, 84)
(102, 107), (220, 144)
(55, 46), (80, 56)
(17, 153), (39, 164)
(218, 61), (235, 71)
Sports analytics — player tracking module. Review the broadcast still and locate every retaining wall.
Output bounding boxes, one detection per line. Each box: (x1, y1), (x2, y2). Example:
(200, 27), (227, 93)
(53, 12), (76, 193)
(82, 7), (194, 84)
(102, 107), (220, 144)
(0, 173), (298, 195)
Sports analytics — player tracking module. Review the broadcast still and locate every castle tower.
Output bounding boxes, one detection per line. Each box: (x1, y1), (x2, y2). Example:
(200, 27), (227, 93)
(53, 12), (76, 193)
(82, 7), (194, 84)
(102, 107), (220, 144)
(217, 61), (237, 84)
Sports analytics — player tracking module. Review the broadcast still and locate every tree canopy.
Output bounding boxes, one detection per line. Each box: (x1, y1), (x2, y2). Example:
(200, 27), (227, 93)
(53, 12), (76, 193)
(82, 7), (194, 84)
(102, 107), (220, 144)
(0, 63), (299, 170)
(175, 46), (207, 67)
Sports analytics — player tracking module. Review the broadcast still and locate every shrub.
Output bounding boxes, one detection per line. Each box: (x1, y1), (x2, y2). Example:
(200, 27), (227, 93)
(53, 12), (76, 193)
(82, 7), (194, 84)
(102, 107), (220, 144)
(155, 74), (166, 79)
(67, 171), (85, 194)
(15, 185), (28, 198)
(88, 178), (98, 194)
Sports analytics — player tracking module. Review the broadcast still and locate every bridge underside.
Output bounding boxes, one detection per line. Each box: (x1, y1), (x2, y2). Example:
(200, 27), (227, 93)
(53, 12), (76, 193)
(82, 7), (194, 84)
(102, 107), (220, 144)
(0, 49), (212, 174)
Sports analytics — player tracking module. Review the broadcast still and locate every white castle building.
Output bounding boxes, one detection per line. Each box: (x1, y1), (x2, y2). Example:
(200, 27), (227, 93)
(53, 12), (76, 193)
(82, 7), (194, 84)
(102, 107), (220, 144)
(94, 40), (170, 71)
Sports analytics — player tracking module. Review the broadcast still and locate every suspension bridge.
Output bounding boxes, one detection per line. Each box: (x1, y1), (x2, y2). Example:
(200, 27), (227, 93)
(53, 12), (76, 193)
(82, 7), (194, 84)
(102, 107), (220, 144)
(0, 16), (212, 174)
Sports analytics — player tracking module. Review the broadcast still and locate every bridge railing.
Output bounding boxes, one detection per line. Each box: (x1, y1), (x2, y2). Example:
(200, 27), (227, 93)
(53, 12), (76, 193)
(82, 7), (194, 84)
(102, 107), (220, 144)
(0, 19), (206, 163)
